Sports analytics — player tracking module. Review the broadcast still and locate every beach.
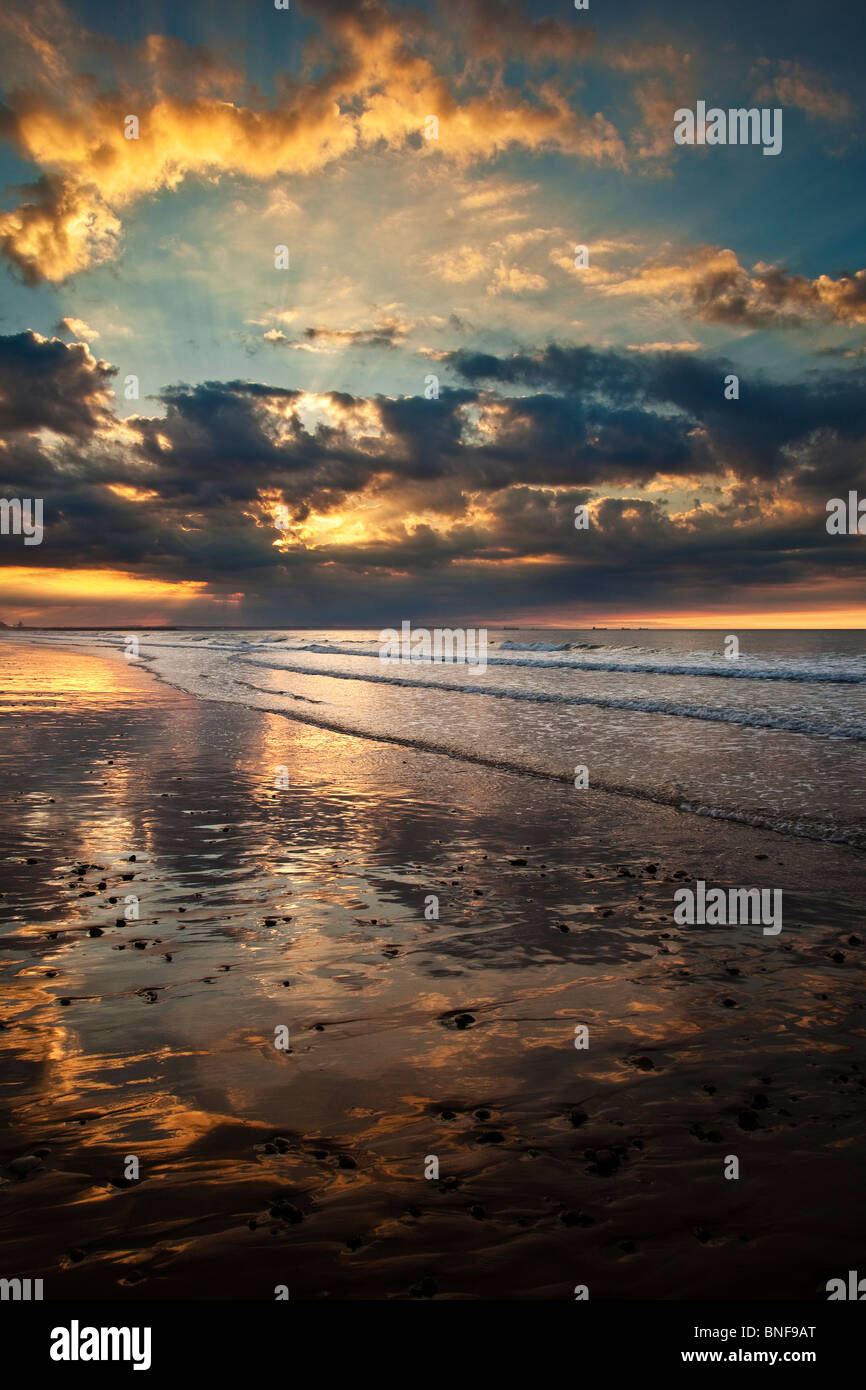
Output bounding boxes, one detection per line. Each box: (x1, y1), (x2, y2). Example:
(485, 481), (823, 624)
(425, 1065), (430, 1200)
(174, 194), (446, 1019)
(0, 637), (864, 1301)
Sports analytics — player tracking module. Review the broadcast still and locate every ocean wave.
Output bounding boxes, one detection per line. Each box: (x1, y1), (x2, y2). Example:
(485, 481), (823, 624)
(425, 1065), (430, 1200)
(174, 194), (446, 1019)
(235, 655), (866, 739)
(240, 641), (866, 684)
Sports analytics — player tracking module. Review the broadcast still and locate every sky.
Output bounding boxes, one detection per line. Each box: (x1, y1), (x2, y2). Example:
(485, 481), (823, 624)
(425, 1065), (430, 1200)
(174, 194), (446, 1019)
(1, 0), (865, 628)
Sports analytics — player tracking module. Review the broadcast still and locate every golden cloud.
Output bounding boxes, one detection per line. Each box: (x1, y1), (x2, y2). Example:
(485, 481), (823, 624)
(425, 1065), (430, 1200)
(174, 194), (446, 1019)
(554, 241), (866, 328)
(0, 0), (627, 283)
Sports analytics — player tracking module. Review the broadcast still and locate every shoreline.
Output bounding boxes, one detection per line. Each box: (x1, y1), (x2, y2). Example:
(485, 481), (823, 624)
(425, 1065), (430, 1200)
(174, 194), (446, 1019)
(4, 633), (864, 851)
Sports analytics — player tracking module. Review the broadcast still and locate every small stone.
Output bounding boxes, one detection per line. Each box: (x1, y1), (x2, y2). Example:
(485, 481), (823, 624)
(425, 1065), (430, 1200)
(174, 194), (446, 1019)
(9, 1155), (42, 1177)
(594, 1149), (619, 1175)
(269, 1198), (303, 1223)
(562, 1209), (594, 1227)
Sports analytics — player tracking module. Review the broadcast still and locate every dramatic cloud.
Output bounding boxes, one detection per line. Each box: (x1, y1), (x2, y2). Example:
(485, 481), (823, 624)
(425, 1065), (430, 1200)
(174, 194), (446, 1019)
(0, 0), (861, 624)
(0, 0), (630, 283)
(0, 330), (115, 436)
(445, 342), (866, 490)
(3, 329), (866, 623)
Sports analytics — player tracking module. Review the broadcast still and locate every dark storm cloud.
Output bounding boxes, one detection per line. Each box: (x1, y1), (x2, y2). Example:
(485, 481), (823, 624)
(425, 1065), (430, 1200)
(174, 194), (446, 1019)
(0, 330), (115, 436)
(2, 330), (866, 618)
(446, 343), (866, 486)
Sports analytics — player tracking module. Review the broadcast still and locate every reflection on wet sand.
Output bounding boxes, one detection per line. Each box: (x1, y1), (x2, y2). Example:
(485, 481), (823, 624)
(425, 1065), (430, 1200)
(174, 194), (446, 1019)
(1, 643), (864, 1299)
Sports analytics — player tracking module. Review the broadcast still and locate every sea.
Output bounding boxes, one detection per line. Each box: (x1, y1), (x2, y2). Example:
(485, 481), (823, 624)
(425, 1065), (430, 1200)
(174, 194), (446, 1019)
(3, 627), (865, 847)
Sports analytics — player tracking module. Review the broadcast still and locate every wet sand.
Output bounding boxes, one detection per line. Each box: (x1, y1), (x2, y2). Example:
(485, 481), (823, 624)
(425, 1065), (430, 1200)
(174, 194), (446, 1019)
(0, 641), (864, 1300)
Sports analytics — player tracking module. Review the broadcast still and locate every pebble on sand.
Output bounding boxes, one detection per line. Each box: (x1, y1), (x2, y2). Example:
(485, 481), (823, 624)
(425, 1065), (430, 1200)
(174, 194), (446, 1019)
(9, 1155), (43, 1178)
